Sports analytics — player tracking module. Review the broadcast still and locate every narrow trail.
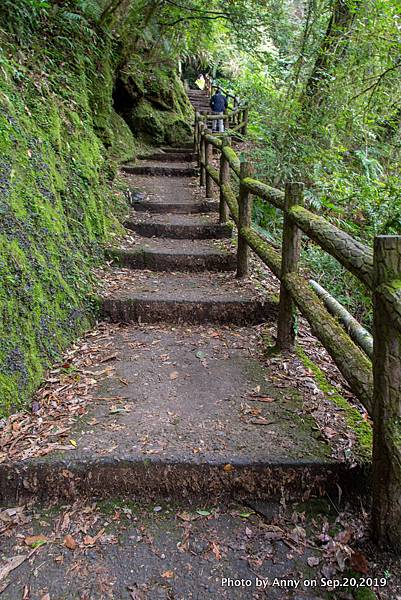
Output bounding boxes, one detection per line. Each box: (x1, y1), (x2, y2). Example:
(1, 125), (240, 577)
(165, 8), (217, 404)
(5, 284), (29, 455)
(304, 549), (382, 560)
(0, 91), (347, 507)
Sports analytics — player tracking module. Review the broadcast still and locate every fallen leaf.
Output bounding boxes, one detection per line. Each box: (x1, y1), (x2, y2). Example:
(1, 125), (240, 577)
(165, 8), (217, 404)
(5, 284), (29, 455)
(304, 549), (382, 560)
(350, 550), (369, 574)
(223, 463), (234, 473)
(169, 371), (179, 380)
(336, 530), (352, 545)
(63, 535), (77, 551)
(254, 396), (275, 403)
(0, 555), (28, 581)
(211, 541), (221, 560)
(177, 511), (197, 522)
(196, 510), (211, 517)
(69, 439), (77, 448)
(161, 570), (174, 579)
(250, 417), (274, 425)
(24, 535), (47, 548)
(83, 528), (105, 547)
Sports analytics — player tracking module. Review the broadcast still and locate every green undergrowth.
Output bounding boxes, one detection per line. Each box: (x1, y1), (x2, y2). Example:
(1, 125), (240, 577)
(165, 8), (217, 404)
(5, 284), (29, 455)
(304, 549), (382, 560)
(297, 348), (372, 462)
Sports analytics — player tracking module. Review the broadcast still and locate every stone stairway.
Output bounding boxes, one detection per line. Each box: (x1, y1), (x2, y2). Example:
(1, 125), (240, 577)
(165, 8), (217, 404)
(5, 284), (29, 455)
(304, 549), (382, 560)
(187, 88), (210, 114)
(0, 144), (348, 507)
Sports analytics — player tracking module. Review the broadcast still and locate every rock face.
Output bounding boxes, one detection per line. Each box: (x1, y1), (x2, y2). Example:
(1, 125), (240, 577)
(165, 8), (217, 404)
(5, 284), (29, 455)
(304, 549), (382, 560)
(114, 66), (194, 146)
(0, 4), (136, 413)
(0, 3), (194, 413)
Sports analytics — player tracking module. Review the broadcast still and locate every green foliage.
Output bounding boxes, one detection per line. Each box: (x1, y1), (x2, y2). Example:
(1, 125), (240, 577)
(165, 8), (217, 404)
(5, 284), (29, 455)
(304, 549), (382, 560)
(209, 0), (400, 327)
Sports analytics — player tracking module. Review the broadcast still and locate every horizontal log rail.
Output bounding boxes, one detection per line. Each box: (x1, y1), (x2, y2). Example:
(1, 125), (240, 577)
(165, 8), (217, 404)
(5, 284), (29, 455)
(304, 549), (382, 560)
(195, 103), (249, 138)
(194, 112), (401, 409)
(194, 109), (401, 552)
(309, 280), (373, 359)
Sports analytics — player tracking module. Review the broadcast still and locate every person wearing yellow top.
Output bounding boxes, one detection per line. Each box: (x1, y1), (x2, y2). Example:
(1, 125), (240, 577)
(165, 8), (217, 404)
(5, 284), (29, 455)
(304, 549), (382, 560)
(195, 74), (205, 90)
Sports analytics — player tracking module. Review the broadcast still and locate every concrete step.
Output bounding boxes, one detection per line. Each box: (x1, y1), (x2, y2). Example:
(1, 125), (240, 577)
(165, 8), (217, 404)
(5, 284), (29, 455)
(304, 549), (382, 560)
(125, 213), (232, 239)
(99, 271), (276, 325)
(0, 324), (354, 507)
(105, 239), (236, 272)
(160, 146), (194, 153)
(130, 199), (218, 214)
(138, 152), (197, 162)
(122, 162), (198, 177)
(121, 176), (216, 215)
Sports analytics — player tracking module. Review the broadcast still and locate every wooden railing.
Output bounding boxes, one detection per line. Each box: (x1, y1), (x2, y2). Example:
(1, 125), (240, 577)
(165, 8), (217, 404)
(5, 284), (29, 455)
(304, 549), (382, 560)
(194, 110), (401, 550)
(194, 105), (249, 142)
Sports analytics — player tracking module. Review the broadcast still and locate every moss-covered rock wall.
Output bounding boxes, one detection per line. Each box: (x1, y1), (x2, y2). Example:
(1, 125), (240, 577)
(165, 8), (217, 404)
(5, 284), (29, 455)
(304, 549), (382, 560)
(0, 3), (193, 415)
(0, 11), (125, 414)
(114, 60), (194, 146)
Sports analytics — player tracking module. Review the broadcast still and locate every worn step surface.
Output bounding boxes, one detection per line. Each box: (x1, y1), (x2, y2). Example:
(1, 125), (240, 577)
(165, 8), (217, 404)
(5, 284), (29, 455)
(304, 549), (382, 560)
(124, 174), (218, 214)
(125, 213), (232, 239)
(0, 323), (349, 505)
(122, 160), (198, 177)
(160, 146), (194, 154)
(0, 496), (361, 600)
(131, 199), (218, 214)
(138, 152), (197, 162)
(99, 270), (276, 324)
(106, 238), (236, 272)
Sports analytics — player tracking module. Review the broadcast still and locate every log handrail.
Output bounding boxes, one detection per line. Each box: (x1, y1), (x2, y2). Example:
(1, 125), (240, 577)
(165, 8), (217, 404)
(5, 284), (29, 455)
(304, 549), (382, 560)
(194, 110), (401, 417)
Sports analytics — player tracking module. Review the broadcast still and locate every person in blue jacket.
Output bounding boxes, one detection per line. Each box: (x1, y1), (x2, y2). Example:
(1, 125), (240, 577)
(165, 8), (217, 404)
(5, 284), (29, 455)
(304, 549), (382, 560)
(210, 88), (228, 133)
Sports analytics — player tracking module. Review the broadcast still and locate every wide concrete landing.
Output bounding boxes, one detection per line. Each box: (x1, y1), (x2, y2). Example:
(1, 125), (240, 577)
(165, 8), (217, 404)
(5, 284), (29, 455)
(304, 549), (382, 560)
(2, 498), (385, 600)
(98, 270), (276, 324)
(0, 325), (346, 505)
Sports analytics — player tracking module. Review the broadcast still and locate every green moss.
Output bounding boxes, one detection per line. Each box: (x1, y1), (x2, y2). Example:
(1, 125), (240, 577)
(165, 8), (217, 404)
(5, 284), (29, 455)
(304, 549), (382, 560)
(127, 98), (192, 146)
(108, 109), (137, 163)
(118, 61), (193, 147)
(297, 347), (372, 461)
(0, 15), (128, 415)
(353, 587), (377, 600)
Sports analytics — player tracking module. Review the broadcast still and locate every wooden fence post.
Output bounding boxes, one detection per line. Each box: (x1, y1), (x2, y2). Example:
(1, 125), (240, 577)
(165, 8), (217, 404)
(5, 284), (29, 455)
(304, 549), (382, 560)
(196, 120), (201, 168)
(372, 235), (401, 552)
(219, 134), (230, 224)
(242, 107), (249, 135)
(237, 160), (252, 278)
(205, 128), (213, 198)
(276, 182), (304, 351)
(199, 122), (206, 187)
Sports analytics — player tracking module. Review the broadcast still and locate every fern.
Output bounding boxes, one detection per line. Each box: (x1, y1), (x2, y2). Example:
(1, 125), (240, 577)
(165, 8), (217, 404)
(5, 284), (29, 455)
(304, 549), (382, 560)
(75, 0), (103, 21)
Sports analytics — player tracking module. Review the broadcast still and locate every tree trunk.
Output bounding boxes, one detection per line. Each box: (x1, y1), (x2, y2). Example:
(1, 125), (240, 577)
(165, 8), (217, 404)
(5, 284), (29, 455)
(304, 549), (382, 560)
(304, 0), (358, 103)
(372, 235), (401, 553)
